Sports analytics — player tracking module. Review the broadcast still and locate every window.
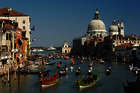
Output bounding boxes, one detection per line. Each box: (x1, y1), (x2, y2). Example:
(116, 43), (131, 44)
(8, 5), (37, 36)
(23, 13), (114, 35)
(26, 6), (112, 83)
(6, 33), (9, 40)
(23, 26), (26, 30)
(6, 33), (12, 40)
(23, 20), (26, 24)
(22, 32), (26, 38)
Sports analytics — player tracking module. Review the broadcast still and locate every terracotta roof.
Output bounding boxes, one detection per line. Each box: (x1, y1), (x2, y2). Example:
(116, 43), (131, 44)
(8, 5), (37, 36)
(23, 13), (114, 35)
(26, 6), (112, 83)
(118, 43), (133, 47)
(0, 8), (28, 16)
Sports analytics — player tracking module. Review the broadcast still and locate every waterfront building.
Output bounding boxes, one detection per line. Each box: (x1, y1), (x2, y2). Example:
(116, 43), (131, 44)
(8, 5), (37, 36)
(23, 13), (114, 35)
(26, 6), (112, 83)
(0, 7), (31, 56)
(104, 35), (140, 62)
(0, 19), (17, 63)
(0, 19), (28, 65)
(62, 42), (71, 54)
(16, 28), (28, 64)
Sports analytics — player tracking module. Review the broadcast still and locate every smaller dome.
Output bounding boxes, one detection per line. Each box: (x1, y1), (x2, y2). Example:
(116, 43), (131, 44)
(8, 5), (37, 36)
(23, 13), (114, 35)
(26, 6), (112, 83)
(109, 25), (118, 32)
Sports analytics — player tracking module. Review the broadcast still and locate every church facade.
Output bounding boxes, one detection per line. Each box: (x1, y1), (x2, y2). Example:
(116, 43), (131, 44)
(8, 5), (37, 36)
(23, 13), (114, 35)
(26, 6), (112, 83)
(72, 9), (140, 63)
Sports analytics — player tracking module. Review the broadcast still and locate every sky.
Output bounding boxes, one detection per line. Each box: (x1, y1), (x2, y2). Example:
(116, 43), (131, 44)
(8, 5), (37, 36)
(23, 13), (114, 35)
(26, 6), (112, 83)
(0, 0), (140, 47)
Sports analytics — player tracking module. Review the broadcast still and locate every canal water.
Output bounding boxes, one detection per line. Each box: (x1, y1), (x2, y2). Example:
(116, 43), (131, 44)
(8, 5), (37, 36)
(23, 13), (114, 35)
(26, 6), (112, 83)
(0, 58), (136, 93)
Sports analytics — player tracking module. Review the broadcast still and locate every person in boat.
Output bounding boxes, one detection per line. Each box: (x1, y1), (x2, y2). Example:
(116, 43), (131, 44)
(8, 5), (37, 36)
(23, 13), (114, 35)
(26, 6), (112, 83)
(78, 67), (80, 71)
(89, 66), (93, 71)
(70, 65), (74, 72)
(76, 67), (80, 75)
(57, 63), (61, 68)
(88, 69), (92, 75)
(59, 67), (66, 75)
(136, 70), (140, 76)
(106, 67), (111, 75)
(80, 60), (84, 64)
(64, 65), (68, 71)
(70, 58), (75, 65)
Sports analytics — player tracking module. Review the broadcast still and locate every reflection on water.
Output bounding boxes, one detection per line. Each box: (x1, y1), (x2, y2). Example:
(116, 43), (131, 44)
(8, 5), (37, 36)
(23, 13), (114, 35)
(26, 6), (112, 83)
(0, 60), (136, 93)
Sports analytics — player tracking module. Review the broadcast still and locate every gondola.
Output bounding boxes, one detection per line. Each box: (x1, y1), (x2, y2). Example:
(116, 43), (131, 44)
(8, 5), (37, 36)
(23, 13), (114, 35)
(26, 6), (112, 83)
(106, 68), (111, 75)
(76, 73), (98, 89)
(40, 73), (59, 87)
(75, 69), (80, 75)
(123, 78), (140, 93)
(59, 68), (67, 76)
(45, 61), (56, 65)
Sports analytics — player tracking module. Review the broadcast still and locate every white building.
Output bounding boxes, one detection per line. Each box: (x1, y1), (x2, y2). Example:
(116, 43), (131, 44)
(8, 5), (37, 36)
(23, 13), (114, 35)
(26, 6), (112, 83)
(0, 7), (31, 55)
(62, 42), (71, 54)
(87, 9), (107, 39)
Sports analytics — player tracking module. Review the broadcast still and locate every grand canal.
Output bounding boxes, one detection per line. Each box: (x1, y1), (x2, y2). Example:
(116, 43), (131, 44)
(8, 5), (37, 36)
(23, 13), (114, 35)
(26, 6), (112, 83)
(0, 56), (136, 93)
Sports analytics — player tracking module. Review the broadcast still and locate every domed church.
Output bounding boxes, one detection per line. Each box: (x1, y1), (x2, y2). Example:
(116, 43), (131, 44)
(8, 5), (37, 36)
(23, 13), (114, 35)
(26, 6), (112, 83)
(109, 20), (119, 35)
(87, 9), (107, 39)
(109, 20), (124, 36)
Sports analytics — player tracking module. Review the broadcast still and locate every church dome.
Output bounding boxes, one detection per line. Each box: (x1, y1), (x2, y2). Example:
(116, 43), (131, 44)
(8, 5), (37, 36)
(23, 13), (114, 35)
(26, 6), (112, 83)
(88, 9), (106, 32)
(109, 25), (118, 32)
(89, 19), (106, 31)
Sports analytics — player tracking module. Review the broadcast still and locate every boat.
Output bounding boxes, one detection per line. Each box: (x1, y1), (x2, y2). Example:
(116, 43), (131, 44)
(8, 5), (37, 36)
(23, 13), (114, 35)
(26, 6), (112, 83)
(40, 73), (59, 87)
(75, 69), (80, 75)
(47, 46), (56, 51)
(106, 67), (111, 75)
(59, 68), (67, 76)
(76, 73), (98, 89)
(64, 56), (70, 60)
(19, 69), (40, 75)
(70, 58), (75, 65)
(57, 63), (61, 68)
(89, 61), (93, 67)
(30, 64), (39, 70)
(88, 69), (93, 75)
(123, 77), (140, 93)
(45, 61), (56, 65)
(38, 70), (50, 77)
(32, 48), (44, 52)
(128, 64), (134, 71)
(75, 67), (81, 75)
(100, 59), (104, 64)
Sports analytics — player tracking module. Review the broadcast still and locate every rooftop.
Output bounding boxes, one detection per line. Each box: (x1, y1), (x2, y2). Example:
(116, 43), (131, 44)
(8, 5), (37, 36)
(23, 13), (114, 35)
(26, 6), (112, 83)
(0, 8), (28, 17)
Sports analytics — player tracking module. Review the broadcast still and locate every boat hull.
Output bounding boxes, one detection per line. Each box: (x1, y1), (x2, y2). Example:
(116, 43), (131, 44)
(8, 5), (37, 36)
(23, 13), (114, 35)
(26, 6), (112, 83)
(79, 80), (96, 89)
(41, 79), (58, 87)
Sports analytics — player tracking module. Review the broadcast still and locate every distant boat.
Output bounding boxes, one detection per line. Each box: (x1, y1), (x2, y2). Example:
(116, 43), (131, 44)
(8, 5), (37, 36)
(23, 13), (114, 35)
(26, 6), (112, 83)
(32, 48), (44, 52)
(45, 61), (56, 65)
(47, 47), (56, 51)
(38, 49), (44, 52)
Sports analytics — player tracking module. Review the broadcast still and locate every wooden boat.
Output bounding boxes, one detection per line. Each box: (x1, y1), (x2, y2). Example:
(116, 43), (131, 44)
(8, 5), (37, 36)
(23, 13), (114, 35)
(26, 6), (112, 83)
(76, 73), (98, 89)
(40, 73), (59, 87)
